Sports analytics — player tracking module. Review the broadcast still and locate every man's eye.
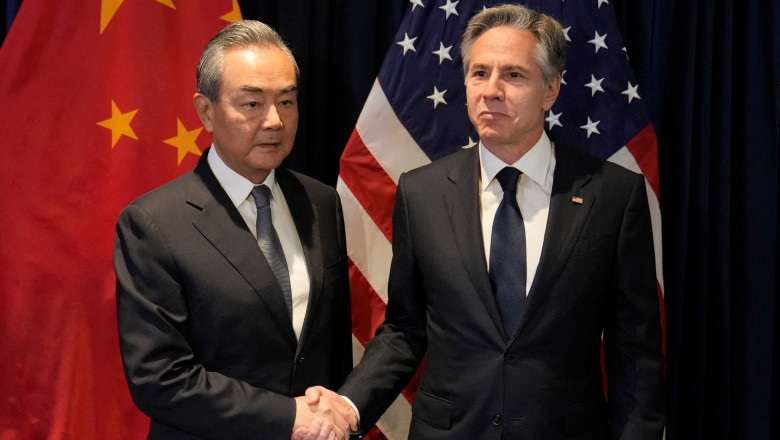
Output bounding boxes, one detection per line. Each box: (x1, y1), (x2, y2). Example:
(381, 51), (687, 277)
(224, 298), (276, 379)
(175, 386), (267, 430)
(247, 102), (258, 108)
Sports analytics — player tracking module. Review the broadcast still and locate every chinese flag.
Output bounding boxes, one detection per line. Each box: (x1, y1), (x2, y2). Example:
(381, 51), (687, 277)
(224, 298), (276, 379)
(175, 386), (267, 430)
(0, 1), (241, 438)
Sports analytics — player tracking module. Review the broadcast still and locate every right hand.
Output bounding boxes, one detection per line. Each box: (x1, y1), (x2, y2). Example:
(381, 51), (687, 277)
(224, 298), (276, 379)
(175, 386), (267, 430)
(291, 386), (357, 440)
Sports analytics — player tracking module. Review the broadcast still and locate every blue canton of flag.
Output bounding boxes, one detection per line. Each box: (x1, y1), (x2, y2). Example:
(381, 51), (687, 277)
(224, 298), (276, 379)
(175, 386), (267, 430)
(379, 0), (654, 162)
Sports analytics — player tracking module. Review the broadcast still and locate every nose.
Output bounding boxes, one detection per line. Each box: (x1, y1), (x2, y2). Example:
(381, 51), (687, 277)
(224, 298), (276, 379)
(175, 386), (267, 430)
(482, 73), (503, 100)
(262, 105), (283, 130)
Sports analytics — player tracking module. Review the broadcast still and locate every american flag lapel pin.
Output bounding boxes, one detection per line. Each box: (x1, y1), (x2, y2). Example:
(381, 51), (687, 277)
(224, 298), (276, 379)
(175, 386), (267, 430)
(572, 196), (584, 205)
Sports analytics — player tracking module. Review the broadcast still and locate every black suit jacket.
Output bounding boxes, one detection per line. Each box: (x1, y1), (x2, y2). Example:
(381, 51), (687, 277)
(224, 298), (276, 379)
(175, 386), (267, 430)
(340, 144), (664, 439)
(114, 152), (352, 439)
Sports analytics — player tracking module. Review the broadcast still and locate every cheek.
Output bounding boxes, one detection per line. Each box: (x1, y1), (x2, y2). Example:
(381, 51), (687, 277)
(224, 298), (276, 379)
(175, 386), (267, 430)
(466, 102), (476, 118)
(466, 89), (479, 108)
(282, 113), (299, 133)
(216, 122), (245, 141)
(466, 96), (480, 118)
(510, 95), (537, 114)
(213, 111), (241, 131)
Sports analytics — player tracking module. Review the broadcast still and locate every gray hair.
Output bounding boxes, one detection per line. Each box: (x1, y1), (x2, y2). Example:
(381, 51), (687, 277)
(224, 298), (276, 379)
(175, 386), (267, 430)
(460, 4), (566, 86)
(196, 20), (300, 102)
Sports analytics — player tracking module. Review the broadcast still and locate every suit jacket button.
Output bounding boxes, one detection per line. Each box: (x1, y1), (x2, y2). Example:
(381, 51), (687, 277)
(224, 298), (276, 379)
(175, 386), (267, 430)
(492, 414), (502, 426)
(504, 351), (516, 360)
(296, 356), (305, 365)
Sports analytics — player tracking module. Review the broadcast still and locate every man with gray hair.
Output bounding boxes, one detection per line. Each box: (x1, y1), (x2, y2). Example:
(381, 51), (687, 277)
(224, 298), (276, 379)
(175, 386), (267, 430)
(115, 20), (356, 439)
(301, 4), (664, 439)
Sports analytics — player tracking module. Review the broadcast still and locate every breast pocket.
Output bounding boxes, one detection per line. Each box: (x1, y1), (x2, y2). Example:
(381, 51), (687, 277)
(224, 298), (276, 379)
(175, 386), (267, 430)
(569, 230), (613, 258)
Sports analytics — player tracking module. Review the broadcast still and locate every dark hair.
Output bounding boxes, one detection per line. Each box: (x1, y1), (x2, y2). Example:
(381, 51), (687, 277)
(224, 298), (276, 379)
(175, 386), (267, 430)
(461, 4), (566, 86)
(196, 20), (300, 102)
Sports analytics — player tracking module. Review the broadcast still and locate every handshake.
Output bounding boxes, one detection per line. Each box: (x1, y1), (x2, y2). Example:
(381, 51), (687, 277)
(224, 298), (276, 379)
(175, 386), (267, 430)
(292, 386), (358, 440)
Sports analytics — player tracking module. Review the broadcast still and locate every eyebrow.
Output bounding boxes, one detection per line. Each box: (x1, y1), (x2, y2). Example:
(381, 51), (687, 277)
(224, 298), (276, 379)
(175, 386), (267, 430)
(470, 62), (531, 74)
(240, 85), (298, 94)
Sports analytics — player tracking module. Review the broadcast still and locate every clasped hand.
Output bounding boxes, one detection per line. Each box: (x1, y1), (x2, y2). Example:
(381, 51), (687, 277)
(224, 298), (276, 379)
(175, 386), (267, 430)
(292, 386), (357, 440)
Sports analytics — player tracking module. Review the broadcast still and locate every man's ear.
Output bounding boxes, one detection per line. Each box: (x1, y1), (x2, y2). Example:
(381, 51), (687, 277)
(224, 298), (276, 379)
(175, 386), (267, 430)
(193, 93), (215, 133)
(542, 75), (561, 112)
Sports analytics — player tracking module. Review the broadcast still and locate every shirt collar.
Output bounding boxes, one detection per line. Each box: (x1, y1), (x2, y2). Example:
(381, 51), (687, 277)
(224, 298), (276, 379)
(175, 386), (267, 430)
(479, 131), (553, 191)
(207, 146), (279, 208)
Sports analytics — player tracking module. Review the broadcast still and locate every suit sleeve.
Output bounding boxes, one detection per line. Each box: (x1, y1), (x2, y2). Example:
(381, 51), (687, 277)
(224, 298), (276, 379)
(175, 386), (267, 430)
(339, 173), (428, 431)
(332, 189), (355, 382)
(114, 203), (295, 439)
(603, 173), (666, 439)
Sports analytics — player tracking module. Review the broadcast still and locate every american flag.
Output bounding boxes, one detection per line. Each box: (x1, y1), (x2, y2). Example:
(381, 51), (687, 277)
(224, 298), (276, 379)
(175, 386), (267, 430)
(336, 1), (664, 438)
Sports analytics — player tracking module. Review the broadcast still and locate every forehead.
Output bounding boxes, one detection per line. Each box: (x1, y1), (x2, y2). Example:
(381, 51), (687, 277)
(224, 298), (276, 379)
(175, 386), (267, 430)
(221, 45), (297, 86)
(470, 26), (538, 64)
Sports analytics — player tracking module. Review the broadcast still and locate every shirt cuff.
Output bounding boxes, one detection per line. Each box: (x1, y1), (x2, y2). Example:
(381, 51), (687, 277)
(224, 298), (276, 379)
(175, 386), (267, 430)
(341, 395), (361, 425)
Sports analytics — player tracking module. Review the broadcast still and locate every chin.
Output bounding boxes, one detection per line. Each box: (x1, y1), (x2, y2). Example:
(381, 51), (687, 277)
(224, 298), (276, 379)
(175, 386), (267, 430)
(478, 132), (504, 143)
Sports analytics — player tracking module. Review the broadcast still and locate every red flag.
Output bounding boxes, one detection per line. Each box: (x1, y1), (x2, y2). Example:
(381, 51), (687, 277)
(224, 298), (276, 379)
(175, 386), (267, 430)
(0, 1), (241, 438)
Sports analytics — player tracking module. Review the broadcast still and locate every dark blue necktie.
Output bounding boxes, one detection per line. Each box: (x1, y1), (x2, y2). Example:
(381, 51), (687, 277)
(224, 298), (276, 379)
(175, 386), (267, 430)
(489, 167), (526, 335)
(252, 185), (293, 318)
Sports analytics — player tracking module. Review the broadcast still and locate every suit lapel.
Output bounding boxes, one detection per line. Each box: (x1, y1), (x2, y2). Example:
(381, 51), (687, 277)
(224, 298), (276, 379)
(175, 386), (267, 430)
(188, 156), (297, 344)
(276, 169), (323, 356)
(513, 145), (595, 339)
(442, 147), (506, 338)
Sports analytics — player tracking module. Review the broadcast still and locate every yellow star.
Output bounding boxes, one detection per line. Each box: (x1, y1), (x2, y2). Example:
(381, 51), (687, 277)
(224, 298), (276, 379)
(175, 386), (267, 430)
(97, 100), (139, 148)
(155, 0), (176, 9)
(100, 0), (124, 34)
(164, 119), (204, 165)
(221, 0), (243, 23)
(101, 0), (176, 34)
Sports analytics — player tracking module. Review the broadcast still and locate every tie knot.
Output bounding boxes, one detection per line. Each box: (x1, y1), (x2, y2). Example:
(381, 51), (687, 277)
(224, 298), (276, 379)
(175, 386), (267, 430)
(251, 185), (271, 208)
(495, 167), (521, 193)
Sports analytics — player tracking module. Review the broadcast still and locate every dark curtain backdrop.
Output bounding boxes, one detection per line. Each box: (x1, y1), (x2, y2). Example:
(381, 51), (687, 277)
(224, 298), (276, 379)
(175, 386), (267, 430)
(612, 0), (779, 439)
(2, 0), (778, 439)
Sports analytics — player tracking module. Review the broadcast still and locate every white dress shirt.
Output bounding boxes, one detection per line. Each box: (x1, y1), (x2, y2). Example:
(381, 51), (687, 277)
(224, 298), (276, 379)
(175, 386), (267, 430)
(479, 132), (556, 296)
(207, 147), (310, 340)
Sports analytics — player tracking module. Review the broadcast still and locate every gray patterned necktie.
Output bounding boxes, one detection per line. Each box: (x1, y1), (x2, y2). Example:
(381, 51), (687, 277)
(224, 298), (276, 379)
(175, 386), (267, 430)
(251, 185), (292, 318)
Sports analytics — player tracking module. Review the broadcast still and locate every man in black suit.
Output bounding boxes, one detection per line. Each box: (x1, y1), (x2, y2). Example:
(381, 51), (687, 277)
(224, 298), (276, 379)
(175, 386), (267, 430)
(300, 4), (664, 439)
(114, 20), (356, 440)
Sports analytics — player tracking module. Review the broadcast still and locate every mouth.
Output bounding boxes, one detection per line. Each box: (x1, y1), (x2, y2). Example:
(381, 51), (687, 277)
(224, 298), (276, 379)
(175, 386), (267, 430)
(479, 111), (506, 119)
(255, 141), (282, 149)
